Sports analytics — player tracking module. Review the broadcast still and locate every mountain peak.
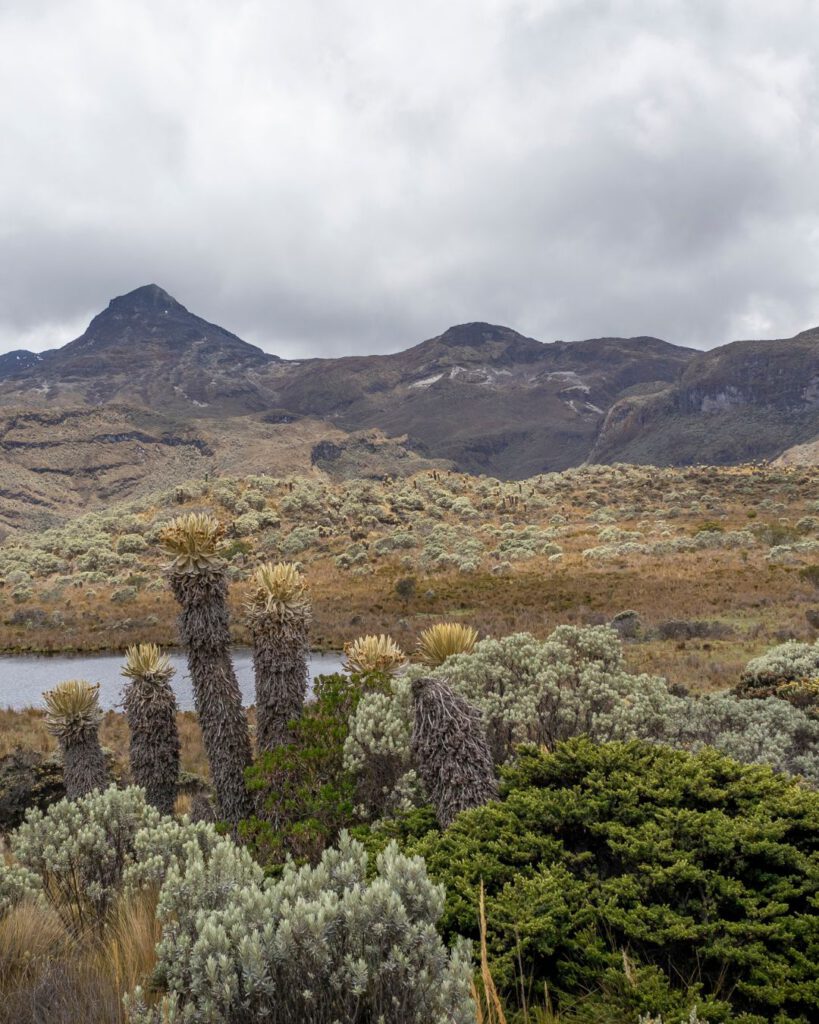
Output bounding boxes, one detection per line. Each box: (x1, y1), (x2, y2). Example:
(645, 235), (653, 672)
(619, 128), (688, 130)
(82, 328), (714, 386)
(107, 284), (187, 314)
(436, 322), (534, 348)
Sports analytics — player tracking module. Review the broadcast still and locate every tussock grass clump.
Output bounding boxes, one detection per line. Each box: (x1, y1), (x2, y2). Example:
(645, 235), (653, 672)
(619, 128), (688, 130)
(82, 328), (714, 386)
(343, 634), (407, 675)
(416, 622), (478, 667)
(0, 890), (159, 1024)
(43, 680), (108, 800)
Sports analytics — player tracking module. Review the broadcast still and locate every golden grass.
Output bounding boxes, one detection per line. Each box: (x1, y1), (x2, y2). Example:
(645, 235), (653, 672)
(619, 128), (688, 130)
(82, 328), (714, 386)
(472, 882), (509, 1024)
(0, 708), (209, 781)
(0, 888), (160, 1024)
(1, 551), (811, 694)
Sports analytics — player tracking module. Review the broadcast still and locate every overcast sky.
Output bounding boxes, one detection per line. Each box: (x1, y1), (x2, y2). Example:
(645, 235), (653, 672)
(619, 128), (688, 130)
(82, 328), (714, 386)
(1, 1), (818, 359)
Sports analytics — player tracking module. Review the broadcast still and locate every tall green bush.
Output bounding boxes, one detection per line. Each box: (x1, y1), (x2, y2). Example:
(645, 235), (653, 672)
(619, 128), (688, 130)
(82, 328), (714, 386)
(405, 739), (819, 1024)
(241, 673), (381, 871)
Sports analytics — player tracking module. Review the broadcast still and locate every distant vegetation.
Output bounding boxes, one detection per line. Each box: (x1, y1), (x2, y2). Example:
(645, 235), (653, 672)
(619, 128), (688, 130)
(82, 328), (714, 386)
(0, 462), (817, 692)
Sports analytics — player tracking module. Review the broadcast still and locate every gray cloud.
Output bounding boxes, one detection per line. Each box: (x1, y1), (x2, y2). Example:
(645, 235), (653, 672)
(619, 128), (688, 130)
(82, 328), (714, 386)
(1, 0), (818, 358)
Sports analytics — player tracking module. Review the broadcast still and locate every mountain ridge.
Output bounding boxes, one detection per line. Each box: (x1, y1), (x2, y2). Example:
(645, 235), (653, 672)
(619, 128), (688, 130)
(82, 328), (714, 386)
(0, 284), (814, 529)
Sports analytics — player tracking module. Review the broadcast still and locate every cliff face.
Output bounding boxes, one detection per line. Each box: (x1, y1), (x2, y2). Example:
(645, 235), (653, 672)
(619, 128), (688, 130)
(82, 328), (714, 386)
(590, 329), (819, 466)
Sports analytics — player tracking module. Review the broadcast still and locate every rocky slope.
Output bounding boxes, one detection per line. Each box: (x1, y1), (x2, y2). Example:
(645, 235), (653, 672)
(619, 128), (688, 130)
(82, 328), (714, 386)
(590, 328), (819, 465)
(272, 323), (696, 477)
(0, 284), (816, 528)
(0, 404), (448, 532)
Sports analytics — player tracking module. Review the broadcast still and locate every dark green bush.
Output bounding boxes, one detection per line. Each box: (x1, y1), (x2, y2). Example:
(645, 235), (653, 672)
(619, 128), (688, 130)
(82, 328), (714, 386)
(752, 521), (801, 546)
(693, 520), (725, 534)
(798, 564), (819, 590)
(404, 739), (819, 1024)
(240, 672), (387, 872)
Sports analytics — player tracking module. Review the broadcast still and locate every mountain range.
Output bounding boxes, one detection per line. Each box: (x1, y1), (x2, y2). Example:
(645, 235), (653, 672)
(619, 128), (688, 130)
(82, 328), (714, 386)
(0, 283), (816, 529)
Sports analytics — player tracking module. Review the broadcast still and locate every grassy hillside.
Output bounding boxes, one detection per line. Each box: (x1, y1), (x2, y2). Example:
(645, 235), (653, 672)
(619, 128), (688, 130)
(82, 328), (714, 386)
(0, 462), (817, 692)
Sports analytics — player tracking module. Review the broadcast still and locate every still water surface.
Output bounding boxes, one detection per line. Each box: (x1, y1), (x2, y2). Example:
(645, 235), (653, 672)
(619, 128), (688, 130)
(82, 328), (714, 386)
(0, 649), (344, 711)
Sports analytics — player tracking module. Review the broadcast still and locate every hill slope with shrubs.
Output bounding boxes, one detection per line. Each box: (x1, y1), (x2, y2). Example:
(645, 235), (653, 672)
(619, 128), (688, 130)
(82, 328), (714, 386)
(1, 461), (817, 691)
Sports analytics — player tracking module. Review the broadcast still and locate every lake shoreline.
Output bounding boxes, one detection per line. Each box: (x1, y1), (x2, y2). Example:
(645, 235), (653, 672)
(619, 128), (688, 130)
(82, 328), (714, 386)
(0, 648), (345, 711)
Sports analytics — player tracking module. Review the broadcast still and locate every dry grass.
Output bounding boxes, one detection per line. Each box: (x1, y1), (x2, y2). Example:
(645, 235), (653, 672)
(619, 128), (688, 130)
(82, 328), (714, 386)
(472, 882), (509, 1024)
(0, 708), (209, 782)
(0, 889), (159, 1024)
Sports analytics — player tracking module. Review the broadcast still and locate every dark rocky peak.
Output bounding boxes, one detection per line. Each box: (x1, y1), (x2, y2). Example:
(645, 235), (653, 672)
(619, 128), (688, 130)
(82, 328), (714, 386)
(57, 283), (273, 364)
(107, 283), (187, 315)
(37, 284), (277, 390)
(436, 322), (539, 348)
(0, 350), (44, 379)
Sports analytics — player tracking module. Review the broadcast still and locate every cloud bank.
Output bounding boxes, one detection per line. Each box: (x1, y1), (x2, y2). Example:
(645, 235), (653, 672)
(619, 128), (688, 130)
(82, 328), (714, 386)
(1, 0), (818, 358)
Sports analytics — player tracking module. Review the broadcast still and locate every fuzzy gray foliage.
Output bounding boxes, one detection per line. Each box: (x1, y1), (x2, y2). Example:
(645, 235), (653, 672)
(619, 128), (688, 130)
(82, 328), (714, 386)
(3, 786), (224, 933)
(250, 609), (310, 751)
(60, 726), (109, 801)
(123, 677), (180, 816)
(410, 675), (498, 828)
(126, 832), (475, 1024)
(169, 569), (252, 824)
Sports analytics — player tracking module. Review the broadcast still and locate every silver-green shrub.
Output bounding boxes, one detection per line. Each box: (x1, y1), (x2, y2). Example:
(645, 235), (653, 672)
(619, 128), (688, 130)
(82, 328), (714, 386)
(740, 640), (819, 689)
(343, 678), (419, 816)
(0, 863), (42, 914)
(127, 832), (474, 1024)
(0, 785), (223, 932)
(345, 627), (819, 809)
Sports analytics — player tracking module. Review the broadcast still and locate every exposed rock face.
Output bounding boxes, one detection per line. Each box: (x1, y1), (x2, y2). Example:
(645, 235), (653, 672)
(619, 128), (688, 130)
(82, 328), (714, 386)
(590, 329), (819, 466)
(775, 436), (819, 466)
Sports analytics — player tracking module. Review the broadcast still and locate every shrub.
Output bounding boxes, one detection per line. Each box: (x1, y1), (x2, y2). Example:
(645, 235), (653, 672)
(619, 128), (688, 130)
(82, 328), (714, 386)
(1, 786), (225, 935)
(408, 739), (819, 1024)
(116, 534), (148, 555)
(343, 675), (419, 819)
(241, 673), (376, 871)
(345, 627), (819, 789)
(611, 609), (641, 638)
(280, 525), (320, 555)
(799, 564), (819, 589)
(736, 640), (819, 719)
(127, 832), (475, 1024)
(740, 640), (819, 692)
